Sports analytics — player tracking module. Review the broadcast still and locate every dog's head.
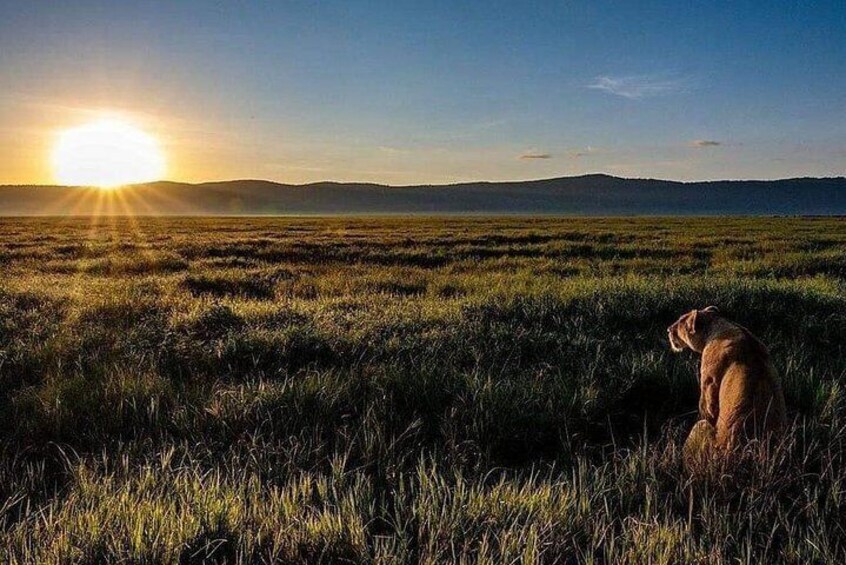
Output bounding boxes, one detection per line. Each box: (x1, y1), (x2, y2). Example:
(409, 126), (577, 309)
(668, 306), (720, 353)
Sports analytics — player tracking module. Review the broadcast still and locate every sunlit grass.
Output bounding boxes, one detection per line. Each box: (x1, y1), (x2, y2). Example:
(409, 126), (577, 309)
(0, 216), (844, 563)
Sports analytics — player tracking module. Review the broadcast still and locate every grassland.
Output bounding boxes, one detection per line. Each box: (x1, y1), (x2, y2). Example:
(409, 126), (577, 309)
(0, 216), (844, 564)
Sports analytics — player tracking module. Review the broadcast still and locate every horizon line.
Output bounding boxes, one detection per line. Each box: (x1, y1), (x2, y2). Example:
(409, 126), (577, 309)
(2, 172), (845, 190)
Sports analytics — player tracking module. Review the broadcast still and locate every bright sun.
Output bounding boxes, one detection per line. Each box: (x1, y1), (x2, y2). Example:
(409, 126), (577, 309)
(52, 119), (166, 188)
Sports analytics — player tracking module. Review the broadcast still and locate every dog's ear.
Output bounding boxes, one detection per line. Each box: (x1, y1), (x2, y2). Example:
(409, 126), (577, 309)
(702, 305), (719, 314)
(685, 309), (698, 334)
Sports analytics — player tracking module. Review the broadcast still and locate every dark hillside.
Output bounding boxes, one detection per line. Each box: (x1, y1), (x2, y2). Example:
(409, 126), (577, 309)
(2, 174), (844, 215)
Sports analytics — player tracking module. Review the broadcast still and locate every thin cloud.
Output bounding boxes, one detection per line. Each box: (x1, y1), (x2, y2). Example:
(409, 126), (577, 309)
(691, 139), (722, 147)
(519, 153), (552, 160)
(572, 146), (602, 158)
(377, 145), (411, 155)
(587, 74), (689, 99)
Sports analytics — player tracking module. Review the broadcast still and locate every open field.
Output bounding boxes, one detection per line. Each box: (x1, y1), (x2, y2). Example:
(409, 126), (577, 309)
(0, 216), (845, 563)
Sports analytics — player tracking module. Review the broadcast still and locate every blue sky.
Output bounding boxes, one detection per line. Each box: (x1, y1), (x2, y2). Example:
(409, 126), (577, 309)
(1, 0), (844, 184)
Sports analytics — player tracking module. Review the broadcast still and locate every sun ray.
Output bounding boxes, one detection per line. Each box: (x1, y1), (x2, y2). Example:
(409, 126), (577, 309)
(141, 183), (195, 215)
(112, 187), (153, 255)
(120, 185), (162, 217)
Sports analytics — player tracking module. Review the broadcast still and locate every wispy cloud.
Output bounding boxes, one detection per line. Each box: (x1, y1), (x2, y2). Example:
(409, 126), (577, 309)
(572, 146), (602, 158)
(587, 74), (690, 99)
(377, 145), (412, 155)
(691, 139), (722, 147)
(519, 153), (552, 160)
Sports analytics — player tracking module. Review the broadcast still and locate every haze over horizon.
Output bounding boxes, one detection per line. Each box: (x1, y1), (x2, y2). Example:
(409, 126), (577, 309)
(2, 1), (845, 186)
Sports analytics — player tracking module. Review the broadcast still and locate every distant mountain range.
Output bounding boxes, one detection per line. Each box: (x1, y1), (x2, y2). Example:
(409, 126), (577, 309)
(1, 174), (845, 215)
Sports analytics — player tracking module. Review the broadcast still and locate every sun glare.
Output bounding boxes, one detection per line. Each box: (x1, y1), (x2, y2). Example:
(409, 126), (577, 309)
(51, 119), (166, 188)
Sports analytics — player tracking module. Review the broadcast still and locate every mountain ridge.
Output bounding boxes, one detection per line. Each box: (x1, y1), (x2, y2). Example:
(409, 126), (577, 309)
(1, 174), (845, 215)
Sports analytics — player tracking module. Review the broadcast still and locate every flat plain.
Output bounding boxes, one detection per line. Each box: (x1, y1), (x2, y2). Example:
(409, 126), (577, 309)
(0, 216), (845, 563)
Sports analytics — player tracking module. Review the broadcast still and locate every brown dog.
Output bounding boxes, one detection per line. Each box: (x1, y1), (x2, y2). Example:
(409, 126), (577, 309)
(668, 306), (786, 462)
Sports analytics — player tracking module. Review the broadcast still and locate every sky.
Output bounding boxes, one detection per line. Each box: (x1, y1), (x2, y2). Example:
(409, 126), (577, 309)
(1, 0), (845, 185)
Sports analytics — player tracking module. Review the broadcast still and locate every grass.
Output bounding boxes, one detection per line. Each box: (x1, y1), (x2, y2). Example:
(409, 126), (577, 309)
(0, 216), (845, 563)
